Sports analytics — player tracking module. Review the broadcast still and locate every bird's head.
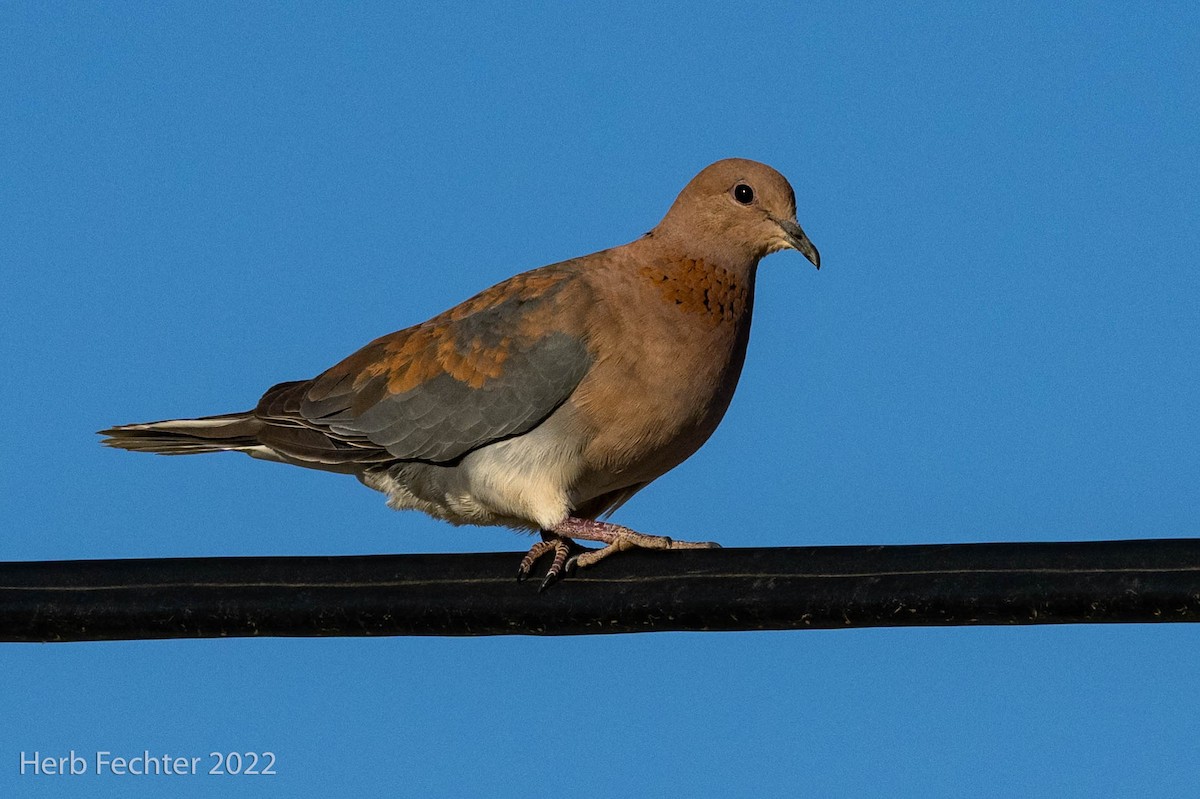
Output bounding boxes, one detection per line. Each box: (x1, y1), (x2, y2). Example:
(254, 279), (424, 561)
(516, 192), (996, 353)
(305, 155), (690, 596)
(654, 158), (820, 270)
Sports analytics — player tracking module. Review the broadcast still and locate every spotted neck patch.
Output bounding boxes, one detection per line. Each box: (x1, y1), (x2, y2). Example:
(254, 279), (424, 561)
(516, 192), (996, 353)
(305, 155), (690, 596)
(639, 258), (749, 329)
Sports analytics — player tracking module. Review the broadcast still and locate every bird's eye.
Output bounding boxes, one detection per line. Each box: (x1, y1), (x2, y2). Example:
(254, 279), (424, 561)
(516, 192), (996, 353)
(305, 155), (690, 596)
(733, 184), (755, 205)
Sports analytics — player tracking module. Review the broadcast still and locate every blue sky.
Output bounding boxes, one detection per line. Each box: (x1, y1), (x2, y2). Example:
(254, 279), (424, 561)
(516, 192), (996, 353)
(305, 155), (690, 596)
(3, 3), (1199, 796)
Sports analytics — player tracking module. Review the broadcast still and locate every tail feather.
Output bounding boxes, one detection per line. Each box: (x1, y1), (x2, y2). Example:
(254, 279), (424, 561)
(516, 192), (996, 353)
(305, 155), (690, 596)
(99, 412), (262, 455)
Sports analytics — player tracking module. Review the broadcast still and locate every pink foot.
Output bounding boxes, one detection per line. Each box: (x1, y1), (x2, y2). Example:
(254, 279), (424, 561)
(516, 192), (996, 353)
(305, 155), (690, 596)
(552, 517), (720, 572)
(516, 535), (582, 592)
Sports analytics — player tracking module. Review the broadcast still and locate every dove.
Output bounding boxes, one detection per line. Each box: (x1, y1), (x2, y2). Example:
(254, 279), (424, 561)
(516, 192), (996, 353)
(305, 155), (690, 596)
(101, 158), (820, 588)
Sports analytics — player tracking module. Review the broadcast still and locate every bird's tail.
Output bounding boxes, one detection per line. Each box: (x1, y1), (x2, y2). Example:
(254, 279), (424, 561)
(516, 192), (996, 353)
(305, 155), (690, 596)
(99, 412), (263, 456)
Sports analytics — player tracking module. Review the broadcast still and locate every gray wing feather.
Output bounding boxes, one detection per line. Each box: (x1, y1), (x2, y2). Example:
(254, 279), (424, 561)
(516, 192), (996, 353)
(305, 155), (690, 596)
(299, 332), (590, 463)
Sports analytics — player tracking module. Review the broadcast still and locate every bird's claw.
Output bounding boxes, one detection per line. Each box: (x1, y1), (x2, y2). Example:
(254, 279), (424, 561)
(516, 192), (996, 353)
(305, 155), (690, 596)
(517, 536), (576, 590)
(538, 569), (562, 593)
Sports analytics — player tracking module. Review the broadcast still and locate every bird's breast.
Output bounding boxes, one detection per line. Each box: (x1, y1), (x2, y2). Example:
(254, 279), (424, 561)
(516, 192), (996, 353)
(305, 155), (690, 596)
(571, 258), (757, 488)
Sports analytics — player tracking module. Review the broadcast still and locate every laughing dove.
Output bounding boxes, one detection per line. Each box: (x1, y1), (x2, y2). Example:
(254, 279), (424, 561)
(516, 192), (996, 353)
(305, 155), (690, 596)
(101, 158), (820, 587)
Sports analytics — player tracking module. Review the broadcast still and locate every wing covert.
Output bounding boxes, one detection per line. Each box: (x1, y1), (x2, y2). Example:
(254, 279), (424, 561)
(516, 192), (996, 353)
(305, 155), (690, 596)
(284, 266), (593, 464)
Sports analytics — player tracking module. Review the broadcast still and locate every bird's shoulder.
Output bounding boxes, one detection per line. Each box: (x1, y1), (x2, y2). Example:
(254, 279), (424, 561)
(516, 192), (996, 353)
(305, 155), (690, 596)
(316, 261), (594, 401)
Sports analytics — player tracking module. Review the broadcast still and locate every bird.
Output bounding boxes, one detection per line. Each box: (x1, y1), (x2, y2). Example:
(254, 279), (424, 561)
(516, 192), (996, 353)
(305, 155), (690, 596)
(101, 158), (820, 589)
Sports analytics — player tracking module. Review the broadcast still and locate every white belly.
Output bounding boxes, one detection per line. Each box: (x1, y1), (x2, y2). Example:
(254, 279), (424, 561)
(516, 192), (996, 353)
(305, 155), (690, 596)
(360, 412), (586, 532)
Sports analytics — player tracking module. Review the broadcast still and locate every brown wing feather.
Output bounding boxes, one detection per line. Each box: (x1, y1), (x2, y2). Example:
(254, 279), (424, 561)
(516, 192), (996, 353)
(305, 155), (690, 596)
(250, 264), (595, 468)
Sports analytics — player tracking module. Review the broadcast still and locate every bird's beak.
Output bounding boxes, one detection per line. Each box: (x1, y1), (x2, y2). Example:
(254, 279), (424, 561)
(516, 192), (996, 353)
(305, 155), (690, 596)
(773, 216), (821, 270)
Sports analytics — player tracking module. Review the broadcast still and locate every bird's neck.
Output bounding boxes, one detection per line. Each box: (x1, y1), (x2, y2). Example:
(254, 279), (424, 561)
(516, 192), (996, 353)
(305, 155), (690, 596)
(639, 222), (767, 277)
(628, 238), (759, 331)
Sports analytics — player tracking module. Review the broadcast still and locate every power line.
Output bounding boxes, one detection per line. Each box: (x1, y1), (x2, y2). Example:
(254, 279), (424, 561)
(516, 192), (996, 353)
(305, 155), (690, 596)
(2, 538), (1198, 642)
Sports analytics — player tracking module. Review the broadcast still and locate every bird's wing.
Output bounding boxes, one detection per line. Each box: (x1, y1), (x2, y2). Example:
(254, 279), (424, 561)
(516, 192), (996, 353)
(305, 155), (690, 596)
(255, 266), (593, 466)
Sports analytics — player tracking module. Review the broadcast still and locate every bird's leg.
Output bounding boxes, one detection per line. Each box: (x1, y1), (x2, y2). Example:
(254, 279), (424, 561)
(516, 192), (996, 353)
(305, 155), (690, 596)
(516, 531), (581, 591)
(552, 517), (720, 572)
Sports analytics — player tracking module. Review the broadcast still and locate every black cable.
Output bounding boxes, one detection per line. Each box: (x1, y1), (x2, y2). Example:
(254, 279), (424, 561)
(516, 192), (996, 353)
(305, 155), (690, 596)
(2, 538), (1198, 642)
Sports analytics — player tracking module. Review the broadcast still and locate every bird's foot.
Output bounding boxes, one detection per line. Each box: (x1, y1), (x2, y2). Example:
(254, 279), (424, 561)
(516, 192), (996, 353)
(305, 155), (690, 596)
(552, 517), (720, 572)
(516, 534), (586, 592)
(518, 519), (719, 589)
